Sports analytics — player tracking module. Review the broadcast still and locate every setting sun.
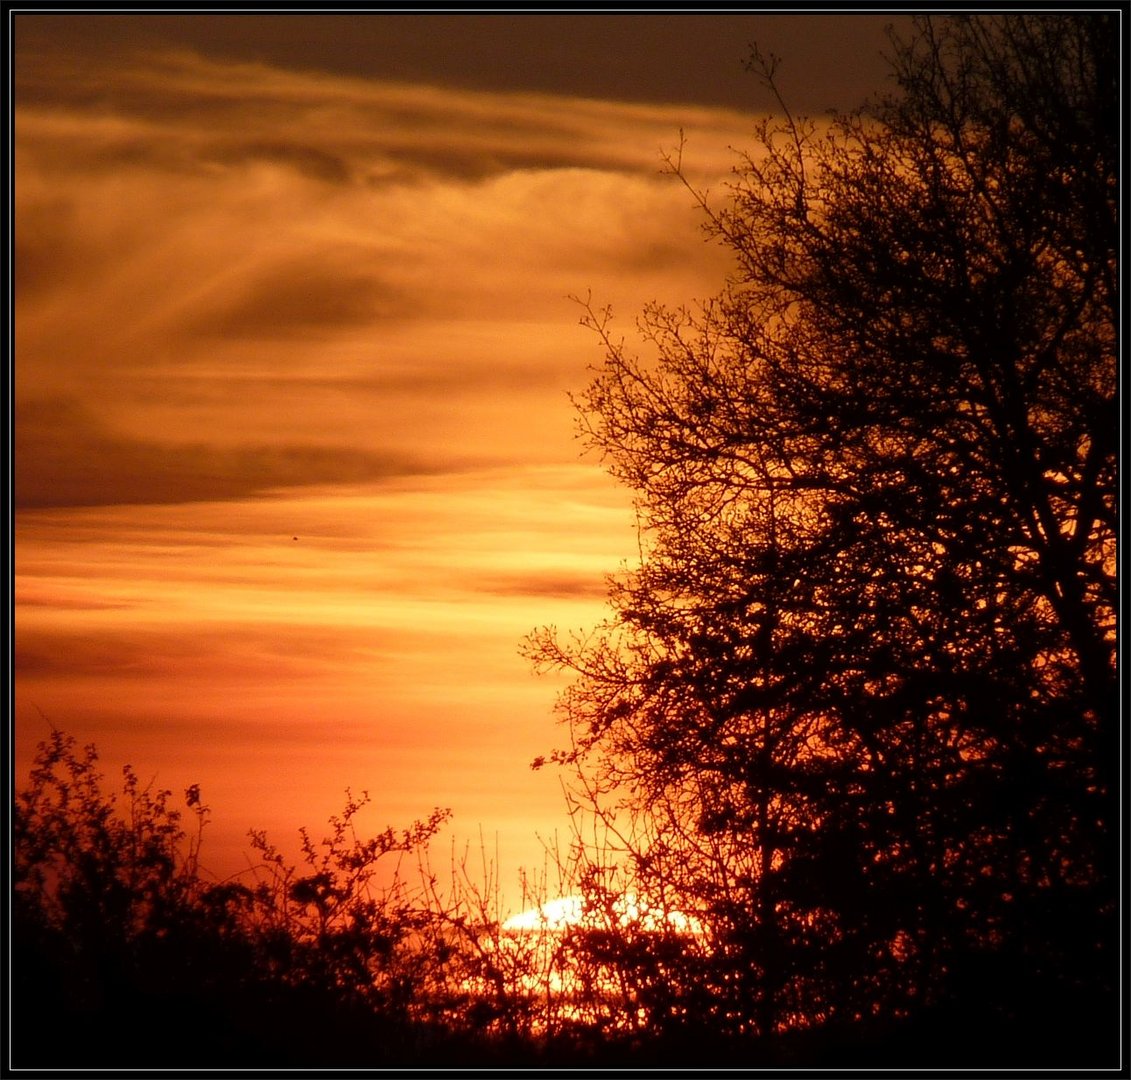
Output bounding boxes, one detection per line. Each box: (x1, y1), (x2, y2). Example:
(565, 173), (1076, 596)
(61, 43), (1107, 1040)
(503, 893), (704, 935)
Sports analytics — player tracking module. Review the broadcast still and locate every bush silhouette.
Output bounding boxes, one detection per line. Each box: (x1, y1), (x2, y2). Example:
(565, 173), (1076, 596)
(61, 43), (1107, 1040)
(10, 729), (482, 1067)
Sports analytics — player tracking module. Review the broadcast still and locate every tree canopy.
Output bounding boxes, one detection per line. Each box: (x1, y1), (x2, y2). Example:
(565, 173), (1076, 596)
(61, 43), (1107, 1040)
(529, 13), (1118, 1061)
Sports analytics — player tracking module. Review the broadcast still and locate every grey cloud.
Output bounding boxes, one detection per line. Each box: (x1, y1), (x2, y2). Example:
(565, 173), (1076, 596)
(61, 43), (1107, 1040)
(378, 144), (643, 185)
(185, 261), (407, 339)
(16, 45), (726, 190)
(15, 633), (167, 679)
(15, 626), (351, 680)
(59, 136), (354, 185)
(15, 621), (459, 691)
(331, 350), (582, 396)
(16, 117), (356, 185)
(475, 572), (610, 601)
(15, 397), (444, 509)
(16, 592), (134, 611)
(14, 13), (905, 115)
(14, 196), (98, 300)
(127, 361), (572, 401)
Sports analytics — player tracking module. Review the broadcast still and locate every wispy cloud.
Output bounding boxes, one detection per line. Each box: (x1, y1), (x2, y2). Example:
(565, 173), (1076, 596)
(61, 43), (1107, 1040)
(18, 45), (756, 177)
(17, 47), (746, 513)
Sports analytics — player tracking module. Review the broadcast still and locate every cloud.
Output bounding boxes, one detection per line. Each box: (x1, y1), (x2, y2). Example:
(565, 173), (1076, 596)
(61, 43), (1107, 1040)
(475, 572), (611, 602)
(15, 397), (446, 509)
(14, 621), (409, 683)
(15, 46), (746, 511)
(16, 46), (755, 183)
(183, 257), (406, 339)
(201, 140), (353, 184)
(13, 13), (905, 114)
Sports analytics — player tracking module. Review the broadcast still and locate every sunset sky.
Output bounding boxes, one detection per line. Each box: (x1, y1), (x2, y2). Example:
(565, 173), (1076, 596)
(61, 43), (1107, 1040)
(13, 12), (904, 907)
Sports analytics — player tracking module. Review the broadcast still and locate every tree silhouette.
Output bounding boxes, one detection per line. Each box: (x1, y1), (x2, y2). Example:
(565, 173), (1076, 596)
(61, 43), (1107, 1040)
(529, 13), (1117, 1063)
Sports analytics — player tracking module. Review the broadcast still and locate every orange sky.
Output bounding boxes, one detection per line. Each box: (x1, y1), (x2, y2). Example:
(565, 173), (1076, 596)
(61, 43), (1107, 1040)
(13, 13), (898, 910)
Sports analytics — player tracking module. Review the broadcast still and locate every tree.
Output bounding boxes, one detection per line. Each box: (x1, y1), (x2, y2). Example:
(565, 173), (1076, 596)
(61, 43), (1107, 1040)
(529, 13), (1118, 1062)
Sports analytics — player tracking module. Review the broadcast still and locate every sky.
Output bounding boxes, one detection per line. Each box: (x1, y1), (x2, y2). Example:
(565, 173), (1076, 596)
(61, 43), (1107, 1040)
(12, 10), (905, 909)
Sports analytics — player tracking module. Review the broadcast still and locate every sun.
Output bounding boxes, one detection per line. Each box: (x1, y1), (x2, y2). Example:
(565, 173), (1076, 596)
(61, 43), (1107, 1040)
(501, 895), (585, 933)
(501, 893), (704, 936)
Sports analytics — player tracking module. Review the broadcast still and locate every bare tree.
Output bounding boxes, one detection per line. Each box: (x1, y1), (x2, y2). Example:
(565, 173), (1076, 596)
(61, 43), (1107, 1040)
(529, 13), (1117, 1062)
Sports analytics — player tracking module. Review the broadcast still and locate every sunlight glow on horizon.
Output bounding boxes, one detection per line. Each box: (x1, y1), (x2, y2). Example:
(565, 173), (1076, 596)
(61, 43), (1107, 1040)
(502, 893), (705, 936)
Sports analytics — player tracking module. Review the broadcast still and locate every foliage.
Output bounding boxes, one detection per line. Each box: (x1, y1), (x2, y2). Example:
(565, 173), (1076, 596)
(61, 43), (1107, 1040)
(240, 791), (450, 1015)
(527, 12), (1118, 1066)
(12, 728), (704, 1067)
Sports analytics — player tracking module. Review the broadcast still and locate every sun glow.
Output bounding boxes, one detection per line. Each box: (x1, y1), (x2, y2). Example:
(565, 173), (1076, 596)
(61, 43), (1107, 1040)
(502, 893), (705, 936)
(468, 892), (710, 1034)
(502, 894), (585, 932)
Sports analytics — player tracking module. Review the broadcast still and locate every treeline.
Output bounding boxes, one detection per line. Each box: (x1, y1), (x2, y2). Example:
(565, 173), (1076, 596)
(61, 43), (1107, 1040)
(9, 728), (809, 1069)
(13, 728), (763, 1069)
(10, 726), (1113, 1070)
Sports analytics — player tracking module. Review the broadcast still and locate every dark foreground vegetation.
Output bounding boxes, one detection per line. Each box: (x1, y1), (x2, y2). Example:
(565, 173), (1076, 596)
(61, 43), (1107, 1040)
(11, 13), (1119, 1073)
(11, 732), (1115, 1071)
